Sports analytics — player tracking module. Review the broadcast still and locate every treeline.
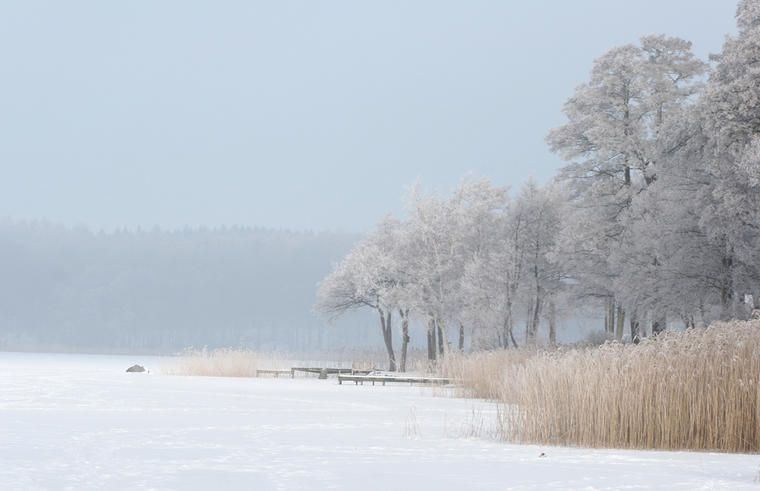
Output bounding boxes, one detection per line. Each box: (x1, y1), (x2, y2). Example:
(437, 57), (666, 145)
(0, 220), (370, 353)
(316, 1), (760, 371)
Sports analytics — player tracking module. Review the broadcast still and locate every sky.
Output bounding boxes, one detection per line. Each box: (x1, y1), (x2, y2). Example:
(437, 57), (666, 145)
(0, 1), (738, 233)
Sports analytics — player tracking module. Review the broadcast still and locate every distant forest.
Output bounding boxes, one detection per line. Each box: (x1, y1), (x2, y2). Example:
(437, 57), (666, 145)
(0, 220), (373, 353)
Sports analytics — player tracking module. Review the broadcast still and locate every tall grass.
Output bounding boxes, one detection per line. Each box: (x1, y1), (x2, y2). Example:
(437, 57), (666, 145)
(435, 349), (535, 399)
(166, 348), (260, 377)
(452, 320), (760, 453)
(163, 348), (392, 377)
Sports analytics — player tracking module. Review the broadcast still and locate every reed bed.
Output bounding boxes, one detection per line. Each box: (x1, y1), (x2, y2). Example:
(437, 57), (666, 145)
(434, 349), (535, 399)
(163, 348), (395, 377)
(452, 320), (760, 453)
(166, 348), (260, 377)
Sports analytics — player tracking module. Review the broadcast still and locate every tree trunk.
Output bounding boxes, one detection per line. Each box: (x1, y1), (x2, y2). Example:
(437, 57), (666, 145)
(698, 299), (706, 328)
(615, 305), (625, 340)
(604, 303), (609, 334)
(630, 313), (640, 344)
(501, 306), (514, 349)
(547, 300), (556, 346)
(399, 309), (410, 372)
(529, 290), (543, 345)
(378, 308), (396, 372)
(652, 313), (666, 336)
(524, 300), (533, 344)
(400, 310), (410, 370)
(436, 319), (445, 358)
(509, 328), (518, 348)
(458, 322), (465, 351)
(720, 252), (734, 319)
(427, 316), (437, 363)
(605, 297), (616, 335)
(526, 262), (542, 345)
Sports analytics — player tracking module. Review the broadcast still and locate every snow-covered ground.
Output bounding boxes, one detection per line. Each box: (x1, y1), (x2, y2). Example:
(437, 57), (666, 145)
(0, 352), (757, 490)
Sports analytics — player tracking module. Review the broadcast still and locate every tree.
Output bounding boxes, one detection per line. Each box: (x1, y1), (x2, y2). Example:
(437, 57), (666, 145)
(315, 230), (400, 371)
(513, 181), (564, 345)
(548, 35), (705, 336)
(698, 0), (760, 315)
(372, 217), (417, 371)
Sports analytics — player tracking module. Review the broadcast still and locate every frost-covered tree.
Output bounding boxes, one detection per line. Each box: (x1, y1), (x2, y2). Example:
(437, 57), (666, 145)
(315, 221), (405, 371)
(621, 0), (760, 326)
(453, 180), (565, 348)
(445, 179), (512, 350)
(402, 180), (505, 358)
(401, 189), (457, 359)
(318, 0), (760, 351)
(460, 205), (518, 348)
(548, 35), (705, 336)
(513, 181), (564, 345)
(697, 0), (760, 315)
(451, 181), (515, 348)
(372, 217), (418, 371)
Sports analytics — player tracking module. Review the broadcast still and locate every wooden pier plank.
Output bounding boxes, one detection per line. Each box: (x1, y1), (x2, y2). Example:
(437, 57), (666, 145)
(254, 369), (291, 378)
(337, 374), (454, 385)
(290, 367), (373, 378)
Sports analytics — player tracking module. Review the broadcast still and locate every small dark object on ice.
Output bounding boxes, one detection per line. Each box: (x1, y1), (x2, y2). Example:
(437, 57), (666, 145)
(126, 365), (146, 373)
(538, 452), (546, 458)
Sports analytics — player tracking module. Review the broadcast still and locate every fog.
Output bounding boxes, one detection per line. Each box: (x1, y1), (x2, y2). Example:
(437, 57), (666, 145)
(0, 220), (373, 353)
(0, 1), (736, 354)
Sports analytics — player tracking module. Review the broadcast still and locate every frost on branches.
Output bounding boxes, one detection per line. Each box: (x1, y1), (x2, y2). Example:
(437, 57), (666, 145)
(317, 0), (760, 361)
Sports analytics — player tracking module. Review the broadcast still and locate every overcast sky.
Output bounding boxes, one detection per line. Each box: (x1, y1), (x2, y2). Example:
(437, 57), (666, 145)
(0, 1), (737, 232)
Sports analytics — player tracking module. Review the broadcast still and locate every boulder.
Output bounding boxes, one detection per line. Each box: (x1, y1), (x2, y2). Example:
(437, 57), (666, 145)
(126, 364), (146, 373)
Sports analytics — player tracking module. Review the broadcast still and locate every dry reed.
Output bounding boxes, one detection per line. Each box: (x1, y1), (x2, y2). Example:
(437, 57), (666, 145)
(435, 349), (535, 399)
(166, 348), (259, 377)
(504, 321), (760, 452)
(452, 320), (760, 453)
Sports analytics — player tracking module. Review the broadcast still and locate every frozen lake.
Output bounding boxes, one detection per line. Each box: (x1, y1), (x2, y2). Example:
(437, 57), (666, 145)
(0, 352), (757, 490)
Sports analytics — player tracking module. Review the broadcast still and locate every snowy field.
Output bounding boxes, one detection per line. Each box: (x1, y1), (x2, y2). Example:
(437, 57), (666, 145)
(0, 353), (757, 490)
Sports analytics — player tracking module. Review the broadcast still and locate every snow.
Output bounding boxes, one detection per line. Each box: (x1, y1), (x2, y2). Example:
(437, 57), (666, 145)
(1, 352), (757, 490)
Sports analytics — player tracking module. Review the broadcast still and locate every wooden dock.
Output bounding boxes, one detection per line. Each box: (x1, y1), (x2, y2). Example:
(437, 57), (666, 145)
(337, 374), (454, 386)
(290, 367), (372, 378)
(255, 367), (376, 379)
(254, 369), (291, 378)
